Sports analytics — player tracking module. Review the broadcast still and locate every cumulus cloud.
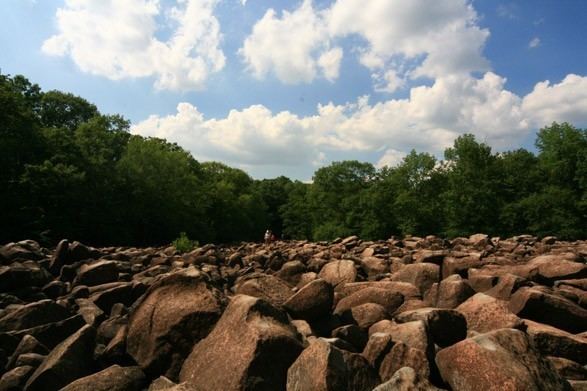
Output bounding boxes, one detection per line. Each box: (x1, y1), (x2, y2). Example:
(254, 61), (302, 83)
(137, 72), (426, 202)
(239, 0), (341, 84)
(42, 0), (225, 91)
(241, 0), (489, 87)
(130, 71), (587, 178)
(522, 74), (587, 127)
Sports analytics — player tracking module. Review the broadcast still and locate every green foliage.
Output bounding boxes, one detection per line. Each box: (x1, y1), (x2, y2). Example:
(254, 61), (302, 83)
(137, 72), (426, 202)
(1, 71), (586, 245)
(173, 232), (199, 253)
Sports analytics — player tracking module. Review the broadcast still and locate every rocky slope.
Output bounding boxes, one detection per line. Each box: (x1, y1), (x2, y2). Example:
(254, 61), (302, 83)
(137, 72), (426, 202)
(0, 234), (586, 390)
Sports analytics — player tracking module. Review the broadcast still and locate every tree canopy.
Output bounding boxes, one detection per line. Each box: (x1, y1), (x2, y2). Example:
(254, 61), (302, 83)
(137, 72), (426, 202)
(1, 73), (586, 245)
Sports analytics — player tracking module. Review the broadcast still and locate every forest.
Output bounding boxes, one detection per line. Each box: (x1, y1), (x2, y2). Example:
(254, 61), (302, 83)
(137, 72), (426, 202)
(1, 73), (586, 246)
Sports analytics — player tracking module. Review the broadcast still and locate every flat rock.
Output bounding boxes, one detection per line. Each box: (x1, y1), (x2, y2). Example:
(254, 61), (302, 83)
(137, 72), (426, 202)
(235, 273), (294, 307)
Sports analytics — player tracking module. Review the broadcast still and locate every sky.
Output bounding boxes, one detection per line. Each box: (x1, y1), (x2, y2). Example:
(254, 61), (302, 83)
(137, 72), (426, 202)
(1, 0), (587, 180)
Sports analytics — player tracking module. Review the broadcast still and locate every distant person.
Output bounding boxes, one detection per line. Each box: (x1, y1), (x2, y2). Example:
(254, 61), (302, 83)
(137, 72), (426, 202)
(264, 229), (271, 245)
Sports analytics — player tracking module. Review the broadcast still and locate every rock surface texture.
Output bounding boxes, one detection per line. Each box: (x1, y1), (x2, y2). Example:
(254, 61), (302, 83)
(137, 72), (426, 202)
(0, 234), (585, 389)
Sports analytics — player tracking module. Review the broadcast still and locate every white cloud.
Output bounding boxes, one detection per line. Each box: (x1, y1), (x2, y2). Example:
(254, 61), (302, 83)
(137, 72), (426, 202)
(241, 0), (489, 88)
(130, 71), (587, 179)
(239, 0), (340, 84)
(529, 37), (541, 48)
(522, 74), (587, 127)
(42, 0), (225, 91)
(376, 149), (407, 168)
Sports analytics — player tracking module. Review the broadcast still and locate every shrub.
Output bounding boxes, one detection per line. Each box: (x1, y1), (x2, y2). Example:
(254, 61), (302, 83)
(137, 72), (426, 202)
(172, 232), (198, 253)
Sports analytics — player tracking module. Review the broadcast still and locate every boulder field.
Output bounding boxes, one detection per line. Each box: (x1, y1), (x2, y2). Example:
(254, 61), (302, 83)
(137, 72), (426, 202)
(0, 234), (586, 390)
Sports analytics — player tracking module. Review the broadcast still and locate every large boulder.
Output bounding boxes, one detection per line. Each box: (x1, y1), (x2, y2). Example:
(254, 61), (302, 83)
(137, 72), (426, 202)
(427, 274), (475, 309)
(0, 241), (44, 262)
(286, 338), (379, 391)
(455, 293), (523, 333)
(24, 325), (96, 391)
(0, 365), (35, 391)
(60, 365), (146, 391)
(435, 328), (572, 391)
(283, 279), (333, 321)
(391, 264), (439, 296)
(334, 288), (404, 319)
(0, 262), (52, 292)
(523, 320), (587, 365)
(179, 295), (304, 391)
(318, 260), (357, 287)
(235, 273), (294, 307)
(73, 260), (119, 287)
(0, 300), (70, 332)
(127, 268), (224, 380)
(509, 287), (587, 333)
(372, 366), (443, 391)
(394, 308), (467, 348)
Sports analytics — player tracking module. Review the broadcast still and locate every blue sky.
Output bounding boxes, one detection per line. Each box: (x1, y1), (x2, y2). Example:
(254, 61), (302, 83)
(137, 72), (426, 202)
(1, 0), (586, 179)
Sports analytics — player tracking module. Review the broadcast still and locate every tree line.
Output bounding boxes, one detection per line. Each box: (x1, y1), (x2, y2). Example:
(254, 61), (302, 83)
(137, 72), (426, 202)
(1, 73), (586, 246)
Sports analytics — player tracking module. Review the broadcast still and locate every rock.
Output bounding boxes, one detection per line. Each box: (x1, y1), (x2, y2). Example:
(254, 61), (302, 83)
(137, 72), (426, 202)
(68, 241), (101, 263)
(336, 281), (421, 302)
(0, 300), (70, 332)
(547, 356), (587, 381)
(74, 260), (119, 287)
(509, 287), (587, 333)
(455, 293), (523, 333)
(14, 352), (45, 368)
(426, 274), (474, 309)
(332, 324), (368, 351)
(372, 366), (443, 391)
(484, 273), (529, 300)
(379, 342), (430, 382)
(89, 282), (139, 313)
(283, 279), (333, 321)
(235, 273), (294, 307)
(276, 261), (307, 286)
(523, 320), (587, 365)
(0, 262), (52, 293)
(0, 365), (35, 391)
(286, 338), (379, 391)
(395, 308), (467, 348)
(48, 239), (69, 275)
(5, 335), (48, 370)
(0, 241), (44, 262)
(127, 268), (224, 380)
(179, 295), (303, 391)
(435, 328), (572, 391)
(60, 365), (146, 391)
(24, 324), (96, 391)
(334, 288), (404, 319)
(76, 298), (105, 326)
(4, 314), (86, 350)
(318, 260), (357, 286)
(526, 254), (587, 284)
(350, 303), (389, 329)
(148, 376), (190, 391)
(360, 257), (389, 277)
(391, 264), (440, 295)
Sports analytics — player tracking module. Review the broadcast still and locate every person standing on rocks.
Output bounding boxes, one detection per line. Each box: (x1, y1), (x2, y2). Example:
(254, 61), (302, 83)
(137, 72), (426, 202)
(264, 229), (271, 245)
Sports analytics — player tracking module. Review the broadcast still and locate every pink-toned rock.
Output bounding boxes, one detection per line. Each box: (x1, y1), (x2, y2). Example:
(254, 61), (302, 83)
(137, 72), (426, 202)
(523, 320), (587, 365)
(318, 260), (357, 286)
(509, 287), (587, 333)
(426, 274), (474, 309)
(283, 279), (333, 321)
(235, 273), (294, 307)
(395, 307), (467, 348)
(391, 263), (439, 296)
(334, 288), (404, 319)
(286, 339), (379, 391)
(435, 328), (572, 391)
(456, 293), (523, 333)
(127, 268), (224, 380)
(179, 295), (303, 391)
